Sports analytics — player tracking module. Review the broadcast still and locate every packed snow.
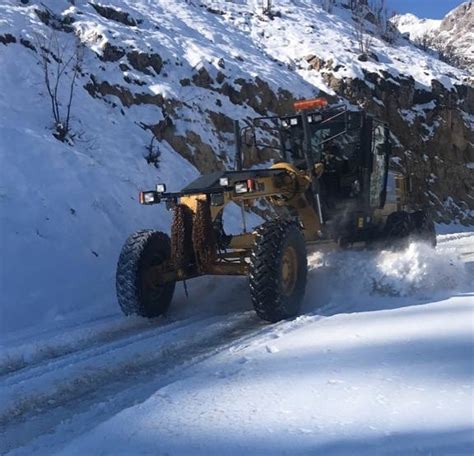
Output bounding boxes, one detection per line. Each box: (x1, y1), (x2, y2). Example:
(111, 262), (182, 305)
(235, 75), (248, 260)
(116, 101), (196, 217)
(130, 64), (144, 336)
(0, 232), (473, 455)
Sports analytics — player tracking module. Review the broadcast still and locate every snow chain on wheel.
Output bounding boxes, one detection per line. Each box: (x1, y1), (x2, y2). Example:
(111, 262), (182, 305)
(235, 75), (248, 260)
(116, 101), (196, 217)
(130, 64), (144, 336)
(192, 199), (217, 273)
(116, 230), (176, 318)
(171, 204), (194, 271)
(249, 220), (307, 322)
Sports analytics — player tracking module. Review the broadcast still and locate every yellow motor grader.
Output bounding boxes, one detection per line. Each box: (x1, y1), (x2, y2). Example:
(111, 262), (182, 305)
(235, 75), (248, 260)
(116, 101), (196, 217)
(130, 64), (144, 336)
(116, 99), (435, 322)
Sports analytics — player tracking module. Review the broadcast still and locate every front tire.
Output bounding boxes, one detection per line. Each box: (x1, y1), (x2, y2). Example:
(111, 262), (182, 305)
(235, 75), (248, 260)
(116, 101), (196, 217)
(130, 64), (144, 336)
(116, 230), (176, 318)
(249, 220), (307, 322)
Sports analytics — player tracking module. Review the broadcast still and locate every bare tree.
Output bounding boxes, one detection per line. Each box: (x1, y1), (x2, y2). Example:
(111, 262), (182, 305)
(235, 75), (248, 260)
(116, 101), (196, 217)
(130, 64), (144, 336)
(354, 6), (373, 56)
(144, 135), (161, 168)
(416, 34), (433, 52)
(35, 30), (84, 142)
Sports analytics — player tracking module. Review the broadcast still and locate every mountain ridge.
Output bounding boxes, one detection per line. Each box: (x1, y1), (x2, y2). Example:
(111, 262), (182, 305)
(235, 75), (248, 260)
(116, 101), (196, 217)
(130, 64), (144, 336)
(392, 2), (474, 73)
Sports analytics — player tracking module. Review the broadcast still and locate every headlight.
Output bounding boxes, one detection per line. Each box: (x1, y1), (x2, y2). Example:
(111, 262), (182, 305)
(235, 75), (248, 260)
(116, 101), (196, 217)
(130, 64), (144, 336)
(235, 182), (248, 194)
(139, 191), (159, 205)
(156, 184), (166, 193)
(290, 117), (299, 126)
(219, 177), (229, 187)
(144, 193), (156, 203)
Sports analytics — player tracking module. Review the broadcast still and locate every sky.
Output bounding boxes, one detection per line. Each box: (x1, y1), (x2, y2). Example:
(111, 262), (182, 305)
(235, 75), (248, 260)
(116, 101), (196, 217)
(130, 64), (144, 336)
(385, 0), (466, 18)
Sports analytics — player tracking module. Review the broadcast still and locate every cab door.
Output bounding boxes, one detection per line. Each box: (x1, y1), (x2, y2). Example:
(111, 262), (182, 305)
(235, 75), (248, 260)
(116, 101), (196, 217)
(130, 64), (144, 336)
(369, 122), (390, 209)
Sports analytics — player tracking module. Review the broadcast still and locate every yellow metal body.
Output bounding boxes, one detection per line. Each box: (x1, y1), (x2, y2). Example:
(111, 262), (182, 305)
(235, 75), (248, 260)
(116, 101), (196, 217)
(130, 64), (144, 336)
(182, 162), (321, 246)
(153, 162), (322, 283)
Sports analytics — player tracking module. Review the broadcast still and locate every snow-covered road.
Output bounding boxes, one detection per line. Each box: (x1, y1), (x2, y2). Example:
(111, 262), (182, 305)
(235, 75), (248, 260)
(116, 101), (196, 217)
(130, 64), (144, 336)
(1, 232), (473, 455)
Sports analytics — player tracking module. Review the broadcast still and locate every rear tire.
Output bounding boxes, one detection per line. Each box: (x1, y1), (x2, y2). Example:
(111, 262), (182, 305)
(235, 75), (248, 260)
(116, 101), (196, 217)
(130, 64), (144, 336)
(116, 230), (176, 318)
(384, 210), (436, 249)
(411, 210), (437, 247)
(249, 220), (307, 323)
(384, 211), (413, 246)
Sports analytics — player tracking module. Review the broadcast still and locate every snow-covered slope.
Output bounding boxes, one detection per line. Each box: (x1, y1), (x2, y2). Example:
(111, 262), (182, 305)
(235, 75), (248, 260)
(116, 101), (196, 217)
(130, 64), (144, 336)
(391, 13), (441, 42)
(0, 0), (472, 337)
(1, 233), (473, 455)
(392, 2), (474, 73)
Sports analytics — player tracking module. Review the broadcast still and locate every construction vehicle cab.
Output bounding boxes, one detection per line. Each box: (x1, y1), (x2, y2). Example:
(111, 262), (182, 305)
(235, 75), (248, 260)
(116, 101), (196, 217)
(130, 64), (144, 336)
(238, 100), (392, 244)
(116, 98), (435, 324)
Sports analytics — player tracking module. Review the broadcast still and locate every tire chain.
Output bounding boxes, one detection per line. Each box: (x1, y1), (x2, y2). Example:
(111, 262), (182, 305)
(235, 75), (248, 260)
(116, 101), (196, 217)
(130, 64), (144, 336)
(192, 199), (217, 272)
(171, 204), (194, 271)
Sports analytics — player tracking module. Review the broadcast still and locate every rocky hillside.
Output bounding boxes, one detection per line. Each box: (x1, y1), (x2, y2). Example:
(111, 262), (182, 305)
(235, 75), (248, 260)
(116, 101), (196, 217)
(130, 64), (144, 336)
(0, 0), (472, 330)
(392, 2), (474, 74)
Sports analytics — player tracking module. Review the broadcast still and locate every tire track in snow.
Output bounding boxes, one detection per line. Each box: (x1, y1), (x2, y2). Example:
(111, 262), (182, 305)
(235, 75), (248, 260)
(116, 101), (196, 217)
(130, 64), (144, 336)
(438, 233), (474, 264)
(2, 234), (472, 453)
(0, 314), (216, 385)
(0, 316), (169, 377)
(0, 277), (250, 378)
(437, 232), (474, 243)
(0, 312), (288, 454)
(0, 314), (254, 426)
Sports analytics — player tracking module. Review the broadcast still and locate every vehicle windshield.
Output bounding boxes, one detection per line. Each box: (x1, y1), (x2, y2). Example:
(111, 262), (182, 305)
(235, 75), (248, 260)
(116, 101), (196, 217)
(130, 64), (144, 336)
(280, 109), (360, 167)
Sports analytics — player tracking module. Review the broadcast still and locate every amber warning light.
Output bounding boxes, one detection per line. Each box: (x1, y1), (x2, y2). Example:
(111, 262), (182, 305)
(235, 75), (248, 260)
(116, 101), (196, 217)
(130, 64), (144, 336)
(293, 97), (328, 111)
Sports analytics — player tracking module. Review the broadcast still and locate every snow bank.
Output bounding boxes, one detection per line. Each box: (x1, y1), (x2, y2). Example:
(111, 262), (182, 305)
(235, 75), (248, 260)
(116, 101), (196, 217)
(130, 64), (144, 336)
(304, 239), (471, 316)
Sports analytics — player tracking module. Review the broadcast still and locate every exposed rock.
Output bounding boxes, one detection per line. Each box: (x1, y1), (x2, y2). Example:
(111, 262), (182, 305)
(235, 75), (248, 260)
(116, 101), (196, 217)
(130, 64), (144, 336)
(123, 75), (146, 86)
(205, 6), (225, 16)
(305, 54), (330, 71)
(208, 111), (234, 133)
(150, 117), (173, 141)
(20, 38), (35, 51)
(0, 34), (16, 45)
(192, 67), (214, 88)
(100, 42), (125, 62)
(126, 50), (162, 75)
(220, 77), (296, 116)
(85, 76), (165, 108)
(216, 71), (225, 84)
(35, 8), (74, 33)
(219, 82), (242, 106)
(242, 144), (279, 168)
(185, 131), (226, 172)
(159, 128), (225, 174)
(435, 2), (474, 71)
(90, 3), (139, 27)
(392, 3), (474, 73)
